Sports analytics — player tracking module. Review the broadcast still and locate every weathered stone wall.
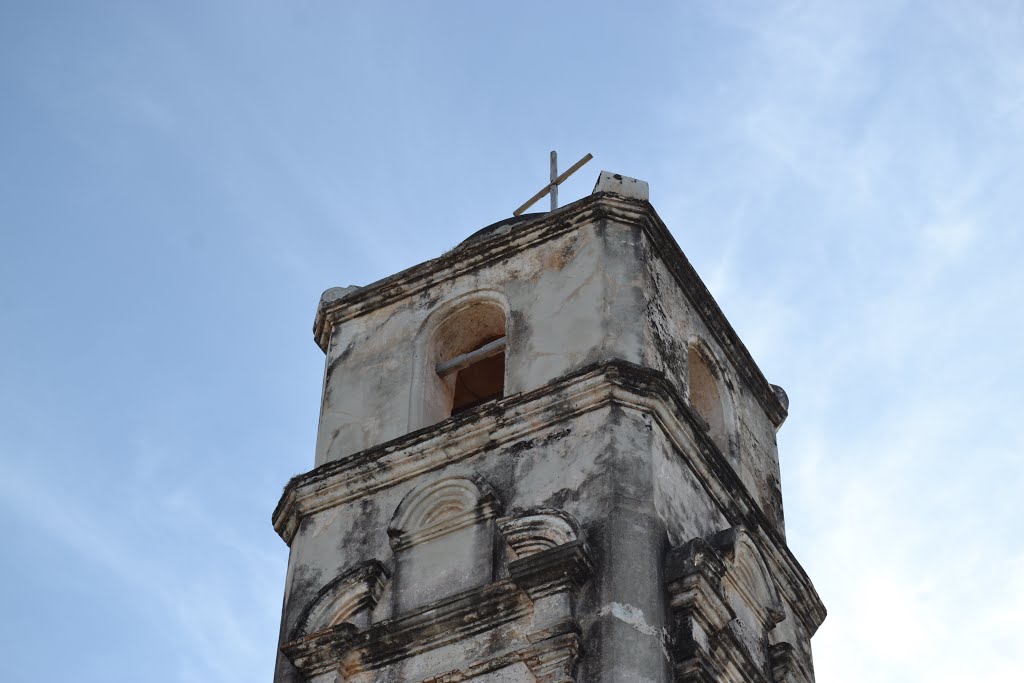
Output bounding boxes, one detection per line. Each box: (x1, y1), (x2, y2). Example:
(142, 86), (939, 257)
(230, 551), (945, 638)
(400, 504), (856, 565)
(286, 409), (610, 638)
(638, 237), (786, 533)
(275, 187), (823, 683)
(313, 218), (649, 468)
(274, 364), (823, 683)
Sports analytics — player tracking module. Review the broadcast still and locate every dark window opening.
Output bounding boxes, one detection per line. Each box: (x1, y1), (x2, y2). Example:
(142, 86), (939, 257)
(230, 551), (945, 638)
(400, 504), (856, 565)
(452, 350), (505, 415)
(436, 335), (506, 416)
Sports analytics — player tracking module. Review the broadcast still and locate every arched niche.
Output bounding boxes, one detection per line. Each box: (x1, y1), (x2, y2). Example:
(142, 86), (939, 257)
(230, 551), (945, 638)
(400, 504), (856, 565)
(496, 508), (583, 559)
(686, 338), (736, 460)
(711, 527), (786, 668)
(387, 476), (501, 614)
(290, 560), (390, 639)
(409, 290), (510, 431)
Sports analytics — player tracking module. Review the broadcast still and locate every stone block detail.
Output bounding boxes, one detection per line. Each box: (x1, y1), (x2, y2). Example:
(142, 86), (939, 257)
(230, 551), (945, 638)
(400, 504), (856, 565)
(665, 528), (817, 683)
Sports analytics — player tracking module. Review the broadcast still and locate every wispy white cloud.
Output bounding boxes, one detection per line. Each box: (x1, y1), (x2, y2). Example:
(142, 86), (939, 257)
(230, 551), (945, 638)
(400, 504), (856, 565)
(0, 451), (282, 683)
(788, 408), (1024, 682)
(653, 3), (1024, 680)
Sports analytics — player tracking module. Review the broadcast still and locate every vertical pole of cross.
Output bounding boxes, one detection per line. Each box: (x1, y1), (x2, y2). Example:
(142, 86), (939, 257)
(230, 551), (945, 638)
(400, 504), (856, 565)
(550, 150), (558, 212)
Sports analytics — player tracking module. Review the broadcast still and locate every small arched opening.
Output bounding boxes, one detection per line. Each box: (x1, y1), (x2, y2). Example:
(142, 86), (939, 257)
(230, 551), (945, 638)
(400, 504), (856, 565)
(420, 297), (507, 426)
(687, 342), (730, 457)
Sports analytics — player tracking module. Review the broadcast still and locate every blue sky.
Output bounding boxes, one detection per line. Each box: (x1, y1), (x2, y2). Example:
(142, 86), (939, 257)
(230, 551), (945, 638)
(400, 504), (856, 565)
(1, 2), (1022, 681)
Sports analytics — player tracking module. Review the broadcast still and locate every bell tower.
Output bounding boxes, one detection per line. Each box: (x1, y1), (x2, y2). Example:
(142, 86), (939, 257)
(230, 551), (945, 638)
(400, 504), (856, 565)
(272, 172), (826, 683)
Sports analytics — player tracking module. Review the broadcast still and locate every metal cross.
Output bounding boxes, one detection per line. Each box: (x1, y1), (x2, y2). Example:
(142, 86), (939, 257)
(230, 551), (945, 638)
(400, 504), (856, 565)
(514, 151), (593, 216)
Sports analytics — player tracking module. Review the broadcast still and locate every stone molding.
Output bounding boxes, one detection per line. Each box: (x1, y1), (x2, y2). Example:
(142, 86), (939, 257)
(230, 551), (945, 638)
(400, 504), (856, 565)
(497, 508), (583, 559)
(387, 477), (500, 551)
(710, 528), (786, 631)
(281, 542), (592, 682)
(769, 642), (814, 683)
(312, 193), (786, 428)
(665, 538), (769, 683)
(665, 538), (734, 659)
(412, 633), (582, 683)
(508, 540), (594, 601)
(290, 560), (391, 640)
(273, 360), (825, 637)
(503, 510), (591, 680)
(282, 579), (528, 679)
(521, 632), (583, 683)
(666, 532), (814, 683)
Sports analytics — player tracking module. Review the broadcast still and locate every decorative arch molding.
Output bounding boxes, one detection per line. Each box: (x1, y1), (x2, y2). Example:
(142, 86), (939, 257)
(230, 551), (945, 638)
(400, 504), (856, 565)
(685, 335), (729, 379)
(290, 560), (390, 640)
(665, 528), (793, 681)
(685, 335), (739, 461)
(387, 476), (503, 614)
(387, 476), (501, 551)
(497, 508), (583, 559)
(710, 526), (786, 629)
(408, 288), (511, 431)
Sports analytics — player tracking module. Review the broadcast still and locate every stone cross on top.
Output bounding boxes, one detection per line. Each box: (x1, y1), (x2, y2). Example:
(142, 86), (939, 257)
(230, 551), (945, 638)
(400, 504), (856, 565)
(513, 151), (593, 216)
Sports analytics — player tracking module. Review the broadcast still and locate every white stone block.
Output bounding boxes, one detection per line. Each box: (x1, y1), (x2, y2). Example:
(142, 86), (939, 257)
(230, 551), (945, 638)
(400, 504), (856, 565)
(592, 171), (649, 201)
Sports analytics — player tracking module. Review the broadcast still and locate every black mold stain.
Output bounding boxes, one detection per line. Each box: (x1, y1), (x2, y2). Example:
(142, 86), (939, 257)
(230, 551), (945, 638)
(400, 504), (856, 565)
(287, 562), (326, 626)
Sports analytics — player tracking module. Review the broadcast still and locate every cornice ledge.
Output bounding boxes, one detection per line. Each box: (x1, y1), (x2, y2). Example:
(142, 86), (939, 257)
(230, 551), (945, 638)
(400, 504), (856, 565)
(272, 362), (823, 630)
(277, 361), (783, 549)
(282, 579), (531, 679)
(312, 195), (612, 351)
(271, 358), (822, 630)
(770, 642), (815, 683)
(359, 580), (530, 671)
(272, 359), (634, 544)
(508, 540), (595, 599)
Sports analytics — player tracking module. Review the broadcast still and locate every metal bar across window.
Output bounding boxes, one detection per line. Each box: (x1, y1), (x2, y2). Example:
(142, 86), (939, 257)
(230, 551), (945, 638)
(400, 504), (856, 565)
(436, 337), (507, 377)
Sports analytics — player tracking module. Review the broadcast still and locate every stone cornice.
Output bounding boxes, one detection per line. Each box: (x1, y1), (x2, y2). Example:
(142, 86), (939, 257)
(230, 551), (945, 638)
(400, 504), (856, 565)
(281, 539), (589, 681)
(665, 542), (772, 683)
(282, 579), (531, 679)
(272, 360), (825, 635)
(508, 540), (595, 600)
(312, 193), (787, 428)
(771, 642), (815, 683)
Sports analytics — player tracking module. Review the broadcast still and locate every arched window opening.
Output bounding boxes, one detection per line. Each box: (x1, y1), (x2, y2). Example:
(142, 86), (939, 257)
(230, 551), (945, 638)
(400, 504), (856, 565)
(424, 300), (507, 425)
(438, 335), (506, 415)
(687, 344), (728, 456)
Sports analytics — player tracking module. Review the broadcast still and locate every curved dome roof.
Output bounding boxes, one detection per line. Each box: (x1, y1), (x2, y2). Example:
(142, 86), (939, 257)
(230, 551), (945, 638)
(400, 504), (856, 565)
(455, 212), (545, 249)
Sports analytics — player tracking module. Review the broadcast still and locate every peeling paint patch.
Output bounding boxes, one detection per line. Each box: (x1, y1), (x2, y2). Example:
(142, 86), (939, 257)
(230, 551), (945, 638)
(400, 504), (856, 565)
(599, 601), (657, 636)
(598, 602), (672, 662)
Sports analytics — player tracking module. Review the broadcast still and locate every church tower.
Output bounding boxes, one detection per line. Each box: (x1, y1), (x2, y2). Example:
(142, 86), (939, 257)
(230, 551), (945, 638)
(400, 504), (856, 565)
(272, 172), (826, 683)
